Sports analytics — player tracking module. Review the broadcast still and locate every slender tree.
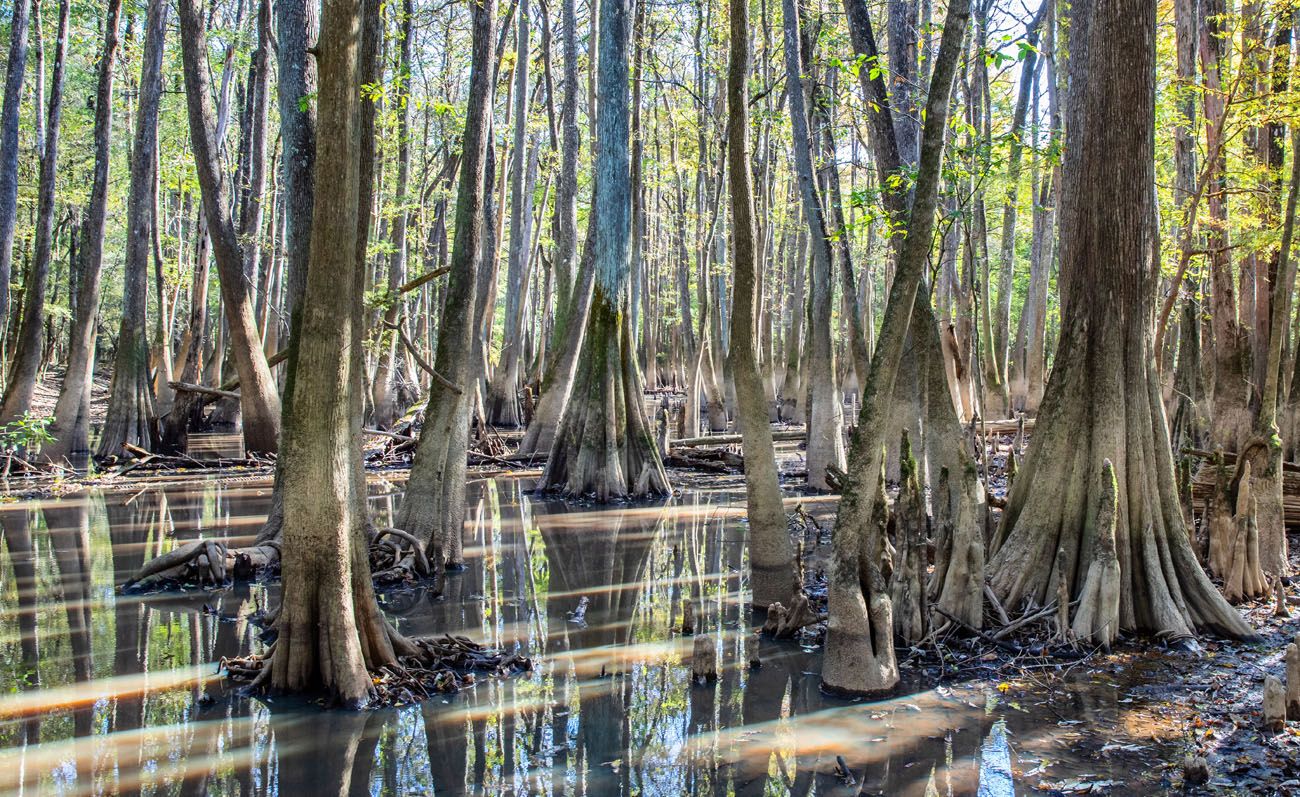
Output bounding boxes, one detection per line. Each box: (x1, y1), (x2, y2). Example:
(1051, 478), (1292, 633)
(0, 0), (70, 425)
(97, 0), (168, 456)
(396, 0), (498, 570)
(0, 0), (31, 332)
(780, 0), (844, 491)
(728, 0), (797, 609)
(178, 0), (282, 455)
(42, 0), (122, 461)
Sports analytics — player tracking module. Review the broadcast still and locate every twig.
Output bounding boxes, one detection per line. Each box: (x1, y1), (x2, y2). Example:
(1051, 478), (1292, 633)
(382, 319), (462, 395)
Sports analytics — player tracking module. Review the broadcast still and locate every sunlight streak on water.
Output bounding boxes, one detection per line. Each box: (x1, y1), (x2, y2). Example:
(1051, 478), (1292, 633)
(0, 472), (1182, 795)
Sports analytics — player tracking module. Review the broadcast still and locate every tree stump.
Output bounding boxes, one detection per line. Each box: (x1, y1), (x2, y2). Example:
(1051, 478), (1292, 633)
(691, 635), (717, 682)
(681, 599), (696, 635)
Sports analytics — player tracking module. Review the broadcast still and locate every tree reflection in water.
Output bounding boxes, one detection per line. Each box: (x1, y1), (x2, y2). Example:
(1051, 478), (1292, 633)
(0, 474), (1182, 795)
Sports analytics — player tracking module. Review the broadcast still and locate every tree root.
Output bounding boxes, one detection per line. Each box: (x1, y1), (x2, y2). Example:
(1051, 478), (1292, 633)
(121, 538), (282, 592)
(761, 591), (820, 639)
(1219, 463), (1269, 603)
(224, 633), (532, 708)
(1071, 460), (1121, 649)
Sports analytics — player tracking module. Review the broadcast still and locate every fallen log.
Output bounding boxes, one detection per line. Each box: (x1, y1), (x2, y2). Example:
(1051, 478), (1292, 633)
(168, 381), (241, 401)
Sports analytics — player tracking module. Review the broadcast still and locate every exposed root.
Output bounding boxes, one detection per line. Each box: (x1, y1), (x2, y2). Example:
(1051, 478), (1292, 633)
(889, 430), (928, 645)
(224, 633), (532, 708)
(121, 538), (282, 592)
(370, 527), (432, 585)
(1071, 460), (1121, 650)
(761, 591), (819, 639)
(1220, 464), (1269, 603)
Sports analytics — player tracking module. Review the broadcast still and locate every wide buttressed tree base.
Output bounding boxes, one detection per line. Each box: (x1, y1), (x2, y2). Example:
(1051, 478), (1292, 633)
(539, 292), (670, 500)
(987, 0), (1253, 647)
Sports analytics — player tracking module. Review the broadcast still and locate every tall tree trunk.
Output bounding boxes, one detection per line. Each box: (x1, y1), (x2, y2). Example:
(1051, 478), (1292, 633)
(177, 0), (282, 455)
(395, 0), (497, 570)
(992, 3), (1045, 385)
(0, 0), (31, 333)
(97, 0), (167, 457)
(0, 0), (69, 424)
(781, 0), (844, 490)
(371, 0), (416, 429)
(822, 0), (969, 695)
(988, 0), (1253, 646)
(270, 0), (413, 706)
(539, 0), (669, 500)
(42, 0), (122, 461)
(727, 0), (796, 609)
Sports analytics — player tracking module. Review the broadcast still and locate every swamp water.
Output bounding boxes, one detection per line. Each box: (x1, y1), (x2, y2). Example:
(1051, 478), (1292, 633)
(0, 474), (1190, 795)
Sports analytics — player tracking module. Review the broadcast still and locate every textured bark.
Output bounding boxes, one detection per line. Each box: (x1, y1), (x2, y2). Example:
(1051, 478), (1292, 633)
(178, 0), (282, 455)
(396, 0), (496, 570)
(275, 0), (318, 317)
(0, 0), (69, 425)
(781, 0), (844, 490)
(0, 0), (31, 331)
(989, 0), (1253, 645)
(727, 0), (796, 609)
(42, 0), (121, 461)
(97, 0), (168, 457)
(891, 431), (929, 645)
(271, 0), (408, 705)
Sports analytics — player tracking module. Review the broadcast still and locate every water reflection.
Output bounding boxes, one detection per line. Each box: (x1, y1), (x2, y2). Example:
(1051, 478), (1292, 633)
(0, 475), (1177, 795)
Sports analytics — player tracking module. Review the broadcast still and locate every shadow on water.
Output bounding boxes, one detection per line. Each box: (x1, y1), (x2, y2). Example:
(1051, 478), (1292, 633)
(0, 474), (1183, 795)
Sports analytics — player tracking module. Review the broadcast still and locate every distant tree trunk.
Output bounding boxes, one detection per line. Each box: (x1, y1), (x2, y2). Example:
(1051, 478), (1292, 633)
(517, 229), (594, 455)
(97, 0), (167, 457)
(539, 0), (669, 500)
(0, 0), (31, 333)
(781, 0), (843, 490)
(159, 228), (210, 454)
(276, 0), (317, 317)
(42, 0), (121, 461)
(988, 0), (1254, 646)
(371, 0), (415, 430)
(0, 0), (69, 425)
(177, 0), (282, 455)
(486, 0), (535, 429)
(547, 0), (580, 337)
(1200, 0), (1251, 452)
(395, 0), (496, 570)
(727, 0), (796, 609)
(992, 4), (1044, 384)
(270, 0), (414, 705)
(778, 228), (805, 422)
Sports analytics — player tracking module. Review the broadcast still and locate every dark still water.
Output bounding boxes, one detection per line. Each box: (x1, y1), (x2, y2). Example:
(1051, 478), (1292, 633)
(0, 474), (1184, 795)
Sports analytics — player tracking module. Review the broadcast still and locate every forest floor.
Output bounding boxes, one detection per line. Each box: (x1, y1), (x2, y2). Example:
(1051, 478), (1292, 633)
(25, 369), (111, 424)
